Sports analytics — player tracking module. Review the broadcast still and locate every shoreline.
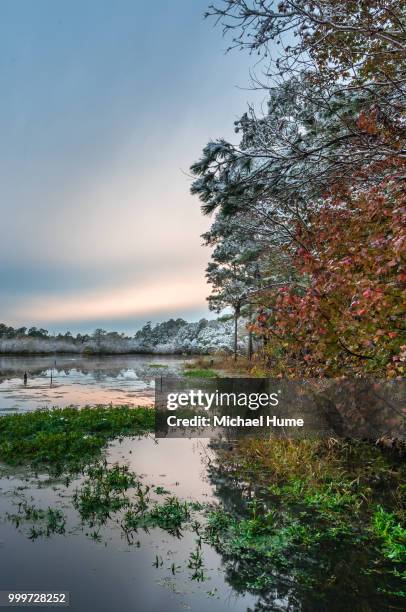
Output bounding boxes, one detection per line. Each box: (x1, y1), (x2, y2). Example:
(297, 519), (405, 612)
(0, 350), (209, 357)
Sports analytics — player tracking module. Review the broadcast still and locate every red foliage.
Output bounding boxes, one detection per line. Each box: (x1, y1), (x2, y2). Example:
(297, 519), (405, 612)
(256, 162), (406, 377)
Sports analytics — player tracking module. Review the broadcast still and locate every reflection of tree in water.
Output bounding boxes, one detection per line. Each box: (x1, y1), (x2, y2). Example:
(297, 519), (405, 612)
(0, 366), (132, 383)
(0, 355), (178, 385)
(206, 441), (397, 612)
(206, 444), (301, 611)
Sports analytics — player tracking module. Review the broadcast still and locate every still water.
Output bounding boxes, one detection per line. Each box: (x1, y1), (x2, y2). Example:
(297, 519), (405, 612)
(0, 357), (403, 611)
(0, 355), (187, 413)
(0, 357), (264, 611)
(0, 437), (260, 612)
(1, 434), (398, 612)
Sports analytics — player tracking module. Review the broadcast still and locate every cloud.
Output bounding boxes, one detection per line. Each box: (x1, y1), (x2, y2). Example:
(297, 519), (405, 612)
(13, 273), (210, 325)
(0, 0), (263, 332)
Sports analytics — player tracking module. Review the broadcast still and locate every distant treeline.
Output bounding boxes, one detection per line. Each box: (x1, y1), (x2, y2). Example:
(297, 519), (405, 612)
(0, 319), (243, 355)
(0, 324), (129, 343)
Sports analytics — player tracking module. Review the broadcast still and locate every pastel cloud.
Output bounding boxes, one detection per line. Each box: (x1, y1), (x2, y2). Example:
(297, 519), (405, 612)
(14, 273), (210, 324)
(0, 0), (261, 332)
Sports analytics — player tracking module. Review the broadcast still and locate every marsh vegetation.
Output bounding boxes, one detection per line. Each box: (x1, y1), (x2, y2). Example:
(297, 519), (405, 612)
(0, 407), (404, 611)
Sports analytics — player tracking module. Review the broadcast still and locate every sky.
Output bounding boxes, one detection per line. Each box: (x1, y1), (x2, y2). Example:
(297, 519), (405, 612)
(0, 0), (261, 334)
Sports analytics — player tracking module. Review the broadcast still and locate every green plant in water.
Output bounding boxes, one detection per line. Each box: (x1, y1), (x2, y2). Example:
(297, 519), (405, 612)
(154, 486), (170, 495)
(183, 369), (218, 378)
(0, 406), (155, 475)
(372, 506), (406, 564)
(149, 496), (190, 536)
(188, 542), (207, 582)
(204, 438), (406, 599)
(7, 502), (66, 539)
(153, 555), (163, 568)
(73, 461), (138, 526)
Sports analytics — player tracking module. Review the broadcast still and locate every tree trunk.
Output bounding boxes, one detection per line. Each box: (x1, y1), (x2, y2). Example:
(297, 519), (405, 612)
(234, 306), (239, 361)
(248, 303), (253, 361)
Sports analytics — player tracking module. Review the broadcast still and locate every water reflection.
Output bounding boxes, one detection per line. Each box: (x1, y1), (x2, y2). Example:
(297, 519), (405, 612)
(0, 355), (188, 413)
(205, 441), (405, 612)
(0, 436), (403, 611)
(0, 437), (258, 612)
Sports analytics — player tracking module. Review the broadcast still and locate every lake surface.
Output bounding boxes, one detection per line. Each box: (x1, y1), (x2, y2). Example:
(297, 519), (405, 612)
(1, 434), (399, 612)
(0, 355), (188, 414)
(0, 437), (260, 612)
(0, 357), (403, 611)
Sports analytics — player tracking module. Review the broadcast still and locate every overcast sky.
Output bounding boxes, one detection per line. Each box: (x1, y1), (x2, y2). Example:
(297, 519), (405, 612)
(0, 0), (261, 334)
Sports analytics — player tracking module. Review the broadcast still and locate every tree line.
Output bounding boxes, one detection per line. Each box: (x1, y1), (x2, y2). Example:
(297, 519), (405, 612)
(0, 324), (129, 344)
(191, 0), (406, 377)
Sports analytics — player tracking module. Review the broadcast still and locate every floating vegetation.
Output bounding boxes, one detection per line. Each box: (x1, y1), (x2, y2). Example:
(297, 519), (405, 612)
(149, 497), (190, 536)
(188, 542), (207, 582)
(183, 369), (218, 378)
(154, 486), (170, 495)
(202, 438), (406, 601)
(153, 555), (164, 568)
(71, 460), (196, 541)
(73, 462), (138, 526)
(2, 407), (405, 607)
(7, 458), (198, 549)
(7, 501), (66, 539)
(0, 406), (154, 474)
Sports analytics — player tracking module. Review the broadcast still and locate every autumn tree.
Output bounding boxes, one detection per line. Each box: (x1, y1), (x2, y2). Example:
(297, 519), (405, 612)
(191, 0), (406, 376)
(254, 167), (406, 376)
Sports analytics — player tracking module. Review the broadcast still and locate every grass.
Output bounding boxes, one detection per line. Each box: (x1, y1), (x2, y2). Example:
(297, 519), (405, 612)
(183, 368), (218, 378)
(373, 506), (406, 564)
(0, 406), (155, 474)
(204, 438), (406, 597)
(7, 502), (66, 540)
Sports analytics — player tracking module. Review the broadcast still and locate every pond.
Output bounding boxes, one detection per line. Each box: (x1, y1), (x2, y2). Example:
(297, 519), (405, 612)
(0, 436), (260, 612)
(0, 431), (404, 612)
(0, 359), (404, 611)
(0, 355), (187, 414)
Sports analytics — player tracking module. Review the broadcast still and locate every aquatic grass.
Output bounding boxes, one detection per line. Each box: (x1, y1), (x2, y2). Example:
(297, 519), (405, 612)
(215, 438), (404, 511)
(188, 543), (207, 582)
(148, 496), (190, 535)
(0, 406), (155, 474)
(153, 486), (170, 495)
(3, 406), (405, 604)
(7, 501), (66, 539)
(205, 438), (406, 597)
(73, 462), (139, 525)
(71, 460), (194, 539)
(372, 506), (406, 564)
(123, 495), (192, 538)
(205, 504), (321, 562)
(183, 369), (218, 378)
